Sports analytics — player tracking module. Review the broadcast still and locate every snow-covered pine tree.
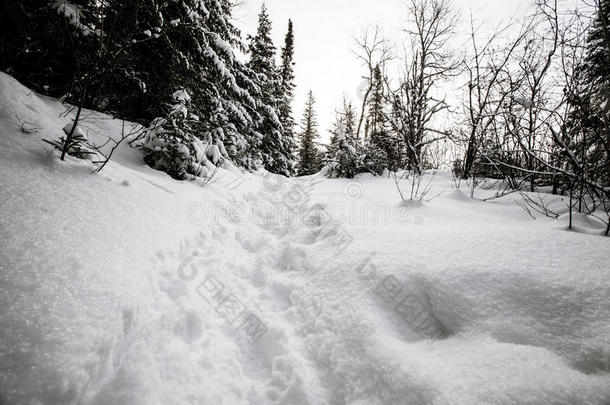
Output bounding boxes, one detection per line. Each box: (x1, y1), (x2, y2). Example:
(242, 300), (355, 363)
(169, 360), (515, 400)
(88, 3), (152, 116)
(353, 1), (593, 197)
(298, 91), (323, 176)
(247, 4), (294, 176)
(327, 99), (362, 178)
(583, 0), (610, 185)
(585, 0), (610, 111)
(278, 19), (298, 173)
(364, 66), (399, 174)
(135, 0), (265, 175)
(140, 89), (219, 180)
(192, 0), (262, 169)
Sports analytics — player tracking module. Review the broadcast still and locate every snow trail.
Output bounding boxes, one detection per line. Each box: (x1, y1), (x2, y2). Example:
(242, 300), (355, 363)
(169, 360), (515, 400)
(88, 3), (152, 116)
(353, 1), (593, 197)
(76, 174), (323, 404)
(76, 171), (454, 404)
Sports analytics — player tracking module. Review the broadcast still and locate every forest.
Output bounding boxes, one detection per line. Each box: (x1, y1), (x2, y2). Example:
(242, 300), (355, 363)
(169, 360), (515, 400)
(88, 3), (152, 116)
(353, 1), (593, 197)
(2, 1), (610, 404)
(1, 0), (609, 235)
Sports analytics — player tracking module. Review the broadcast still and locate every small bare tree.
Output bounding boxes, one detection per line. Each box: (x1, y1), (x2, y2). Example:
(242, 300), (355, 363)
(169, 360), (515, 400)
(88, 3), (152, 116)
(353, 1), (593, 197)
(387, 0), (460, 174)
(460, 15), (534, 181)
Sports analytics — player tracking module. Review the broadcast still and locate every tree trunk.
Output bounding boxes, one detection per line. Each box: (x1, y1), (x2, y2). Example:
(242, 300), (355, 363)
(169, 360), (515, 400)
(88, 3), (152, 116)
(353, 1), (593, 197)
(356, 86), (371, 141)
(568, 187), (574, 230)
(462, 129), (477, 179)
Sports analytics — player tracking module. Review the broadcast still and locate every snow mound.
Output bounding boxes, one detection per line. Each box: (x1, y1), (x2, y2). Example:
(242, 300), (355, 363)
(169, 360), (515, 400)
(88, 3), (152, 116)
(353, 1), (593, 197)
(555, 212), (608, 235)
(446, 189), (472, 202)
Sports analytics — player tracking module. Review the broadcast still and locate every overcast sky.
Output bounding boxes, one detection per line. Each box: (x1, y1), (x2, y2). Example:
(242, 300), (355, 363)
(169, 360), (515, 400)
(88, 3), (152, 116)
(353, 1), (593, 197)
(233, 0), (532, 143)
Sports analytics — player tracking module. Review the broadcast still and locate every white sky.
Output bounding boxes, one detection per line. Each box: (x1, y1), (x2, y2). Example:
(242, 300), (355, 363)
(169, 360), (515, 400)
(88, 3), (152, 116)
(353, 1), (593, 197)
(233, 0), (532, 143)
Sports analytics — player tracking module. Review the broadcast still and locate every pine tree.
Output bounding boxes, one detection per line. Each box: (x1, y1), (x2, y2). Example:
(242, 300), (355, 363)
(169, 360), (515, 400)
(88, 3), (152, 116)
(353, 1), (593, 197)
(327, 99), (362, 178)
(278, 19), (298, 171)
(135, 0), (263, 175)
(248, 4), (276, 80)
(365, 66), (399, 174)
(585, 0), (610, 109)
(368, 67), (386, 139)
(247, 4), (294, 176)
(582, 0), (610, 185)
(193, 0), (262, 168)
(298, 91), (322, 176)
(124, 0), (276, 177)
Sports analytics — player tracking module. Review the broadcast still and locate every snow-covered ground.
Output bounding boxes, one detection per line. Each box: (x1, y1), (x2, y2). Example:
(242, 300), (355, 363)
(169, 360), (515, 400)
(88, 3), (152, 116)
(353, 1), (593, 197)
(1, 72), (609, 404)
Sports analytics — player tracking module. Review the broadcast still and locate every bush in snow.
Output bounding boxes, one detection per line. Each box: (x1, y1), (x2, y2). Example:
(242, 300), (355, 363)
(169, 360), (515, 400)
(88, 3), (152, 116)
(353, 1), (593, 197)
(362, 144), (390, 176)
(139, 90), (223, 181)
(329, 133), (362, 179)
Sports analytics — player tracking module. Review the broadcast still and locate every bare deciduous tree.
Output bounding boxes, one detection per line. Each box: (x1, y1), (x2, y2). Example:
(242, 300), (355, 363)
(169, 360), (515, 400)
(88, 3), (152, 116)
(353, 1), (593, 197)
(460, 15), (533, 181)
(388, 0), (460, 173)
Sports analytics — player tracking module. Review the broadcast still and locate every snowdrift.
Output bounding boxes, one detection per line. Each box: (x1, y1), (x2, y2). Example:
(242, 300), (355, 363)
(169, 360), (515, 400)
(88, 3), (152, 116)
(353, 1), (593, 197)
(1, 72), (609, 404)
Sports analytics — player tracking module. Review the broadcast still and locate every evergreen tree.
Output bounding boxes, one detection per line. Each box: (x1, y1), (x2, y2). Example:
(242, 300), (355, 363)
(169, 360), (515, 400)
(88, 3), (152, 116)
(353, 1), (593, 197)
(248, 4), (294, 176)
(368, 67), (386, 139)
(364, 66), (399, 173)
(327, 99), (362, 178)
(278, 19), (298, 171)
(135, 0), (263, 175)
(298, 91), (322, 175)
(190, 0), (262, 169)
(248, 4), (277, 82)
(580, 0), (610, 185)
(585, 0), (610, 110)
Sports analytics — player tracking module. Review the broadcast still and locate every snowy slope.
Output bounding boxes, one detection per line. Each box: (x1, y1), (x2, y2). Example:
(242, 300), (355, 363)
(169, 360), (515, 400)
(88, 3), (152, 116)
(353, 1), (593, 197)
(1, 72), (609, 405)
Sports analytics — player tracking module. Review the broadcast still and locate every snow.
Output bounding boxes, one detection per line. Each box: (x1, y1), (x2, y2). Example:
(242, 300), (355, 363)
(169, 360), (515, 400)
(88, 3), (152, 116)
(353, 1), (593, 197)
(170, 103), (188, 118)
(207, 144), (222, 164)
(62, 122), (86, 139)
(513, 96), (534, 108)
(1, 72), (610, 404)
(138, 79), (147, 94)
(172, 89), (191, 103)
